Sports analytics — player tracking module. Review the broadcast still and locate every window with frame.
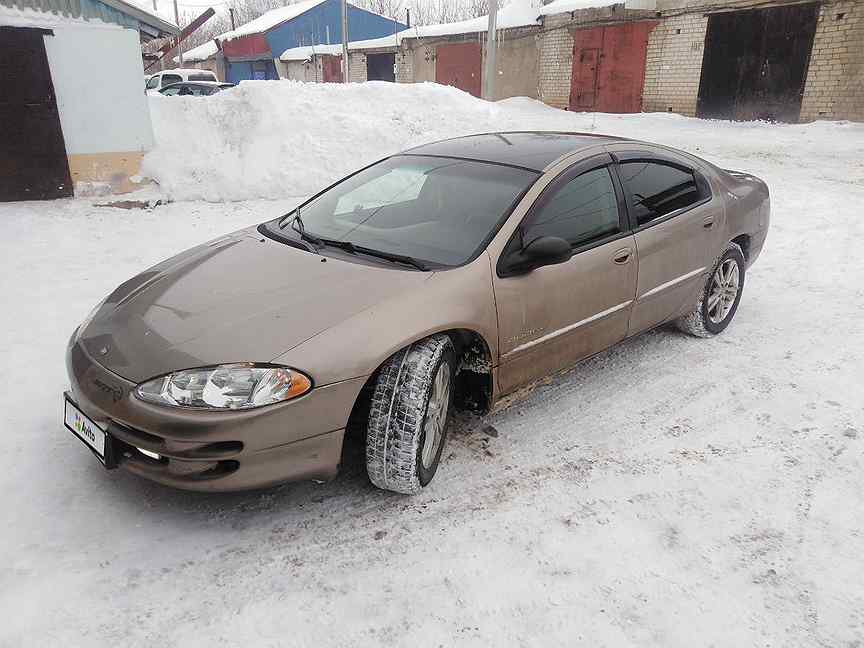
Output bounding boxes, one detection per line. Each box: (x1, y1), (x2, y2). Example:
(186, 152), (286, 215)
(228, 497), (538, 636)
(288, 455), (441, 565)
(522, 166), (621, 248)
(161, 74), (182, 87)
(146, 75), (160, 90)
(619, 161), (702, 226)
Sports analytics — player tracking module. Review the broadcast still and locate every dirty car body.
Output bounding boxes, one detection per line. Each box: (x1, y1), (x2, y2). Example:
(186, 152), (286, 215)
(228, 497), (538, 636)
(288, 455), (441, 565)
(65, 132), (770, 492)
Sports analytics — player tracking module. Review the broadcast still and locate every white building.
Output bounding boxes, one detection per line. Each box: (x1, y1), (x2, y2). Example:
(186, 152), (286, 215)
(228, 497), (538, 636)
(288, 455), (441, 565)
(0, 0), (178, 200)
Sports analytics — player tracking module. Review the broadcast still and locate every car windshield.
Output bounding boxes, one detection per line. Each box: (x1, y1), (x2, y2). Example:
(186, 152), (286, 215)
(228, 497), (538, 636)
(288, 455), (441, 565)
(268, 155), (538, 267)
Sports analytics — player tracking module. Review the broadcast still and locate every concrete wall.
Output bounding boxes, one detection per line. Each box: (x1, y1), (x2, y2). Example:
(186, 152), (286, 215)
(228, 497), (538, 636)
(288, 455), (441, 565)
(397, 28), (539, 100)
(43, 22), (154, 194)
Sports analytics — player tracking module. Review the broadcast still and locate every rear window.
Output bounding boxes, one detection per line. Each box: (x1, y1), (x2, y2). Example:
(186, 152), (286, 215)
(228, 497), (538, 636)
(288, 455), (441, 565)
(188, 73), (217, 82)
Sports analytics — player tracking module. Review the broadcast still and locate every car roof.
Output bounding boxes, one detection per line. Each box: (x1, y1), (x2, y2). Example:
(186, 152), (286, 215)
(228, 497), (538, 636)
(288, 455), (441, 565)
(161, 81), (225, 88)
(402, 132), (631, 172)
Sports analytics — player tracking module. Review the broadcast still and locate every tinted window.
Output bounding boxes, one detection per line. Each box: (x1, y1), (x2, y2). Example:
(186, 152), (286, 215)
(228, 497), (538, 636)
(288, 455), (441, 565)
(161, 74), (182, 87)
(189, 73), (216, 81)
(619, 161), (701, 226)
(523, 166), (620, 247)
(265, 156), (538, 267)
(146, 75), (160, 90)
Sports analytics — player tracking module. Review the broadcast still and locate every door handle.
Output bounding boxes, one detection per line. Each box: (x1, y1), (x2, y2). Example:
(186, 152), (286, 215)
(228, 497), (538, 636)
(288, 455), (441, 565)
(703, 216), (715, 229)
(612, 247), (632, 264)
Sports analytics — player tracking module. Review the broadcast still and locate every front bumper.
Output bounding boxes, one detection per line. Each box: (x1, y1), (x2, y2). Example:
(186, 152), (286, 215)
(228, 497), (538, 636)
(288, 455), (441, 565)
(65, 339), (367, 491)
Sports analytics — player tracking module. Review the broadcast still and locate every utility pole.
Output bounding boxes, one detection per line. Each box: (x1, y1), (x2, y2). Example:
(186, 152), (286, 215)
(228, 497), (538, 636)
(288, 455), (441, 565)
(483, 0), (498, 100)
(229, 7), (236, 30)
(173, 0), (183, 66)
(341, 0), (349, 82)
(152, 0), (157, 11)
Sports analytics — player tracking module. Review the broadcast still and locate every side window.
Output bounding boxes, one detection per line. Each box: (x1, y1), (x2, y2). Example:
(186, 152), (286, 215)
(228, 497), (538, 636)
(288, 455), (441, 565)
(146, 75), (160, 90)
(161, 74), (182, 87)
(619, 161), (702, 226)
(522, 166), (620, 248)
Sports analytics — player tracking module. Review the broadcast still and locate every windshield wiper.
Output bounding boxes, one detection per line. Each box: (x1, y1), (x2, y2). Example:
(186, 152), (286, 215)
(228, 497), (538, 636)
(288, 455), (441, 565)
(279, 212), (427, 271)
(351, 246), (429, 271)
(288, 212), (324, 250)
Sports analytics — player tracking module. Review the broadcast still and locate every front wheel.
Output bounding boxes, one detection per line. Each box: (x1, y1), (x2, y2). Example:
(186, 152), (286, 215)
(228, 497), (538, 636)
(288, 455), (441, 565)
(676, 243), (746, 338)
(366, 335), (455, 494)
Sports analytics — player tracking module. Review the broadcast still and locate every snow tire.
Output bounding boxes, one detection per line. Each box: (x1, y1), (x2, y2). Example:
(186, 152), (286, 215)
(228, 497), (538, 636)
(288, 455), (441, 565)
(676, 242), (746, 338)
(366, 335), (456, 495)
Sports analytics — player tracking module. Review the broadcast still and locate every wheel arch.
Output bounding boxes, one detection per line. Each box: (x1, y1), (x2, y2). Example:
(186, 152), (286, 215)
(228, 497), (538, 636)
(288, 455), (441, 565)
(345, 328), (495, 436)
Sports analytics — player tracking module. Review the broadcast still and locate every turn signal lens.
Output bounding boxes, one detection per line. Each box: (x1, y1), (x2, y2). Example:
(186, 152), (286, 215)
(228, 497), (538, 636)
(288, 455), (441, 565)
(135, 364), (312, 410)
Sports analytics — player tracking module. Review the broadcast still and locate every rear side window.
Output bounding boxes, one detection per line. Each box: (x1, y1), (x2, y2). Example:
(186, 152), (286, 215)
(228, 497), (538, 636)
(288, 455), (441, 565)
(189, 73), (216, 81)
(619, 161), (702, 226)
(522, 166), (620, 248)
(161, 74), (182, 87)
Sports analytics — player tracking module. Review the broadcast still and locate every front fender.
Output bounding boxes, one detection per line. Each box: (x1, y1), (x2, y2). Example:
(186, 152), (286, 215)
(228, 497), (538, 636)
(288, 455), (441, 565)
(271, 253), (499, 387)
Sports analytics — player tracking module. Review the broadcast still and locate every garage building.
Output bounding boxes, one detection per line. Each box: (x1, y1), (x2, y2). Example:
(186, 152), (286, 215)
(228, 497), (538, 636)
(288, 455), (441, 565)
(0, 0), (177, 201)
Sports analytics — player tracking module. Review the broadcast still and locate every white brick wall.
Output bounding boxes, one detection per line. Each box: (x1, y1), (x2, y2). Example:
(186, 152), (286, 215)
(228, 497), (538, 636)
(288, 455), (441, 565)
(537, 13), (574, 109)
(800, 0), (864, 121)
(642, 13), (707, 116)
(349, 52), (367, 83)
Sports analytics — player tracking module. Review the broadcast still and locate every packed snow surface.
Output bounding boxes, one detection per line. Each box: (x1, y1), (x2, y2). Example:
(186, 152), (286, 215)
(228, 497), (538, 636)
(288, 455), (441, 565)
(3, 83), (864, 646)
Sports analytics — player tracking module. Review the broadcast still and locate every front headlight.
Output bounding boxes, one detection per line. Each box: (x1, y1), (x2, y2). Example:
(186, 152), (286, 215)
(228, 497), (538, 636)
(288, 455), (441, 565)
(135, 364), (312, 410)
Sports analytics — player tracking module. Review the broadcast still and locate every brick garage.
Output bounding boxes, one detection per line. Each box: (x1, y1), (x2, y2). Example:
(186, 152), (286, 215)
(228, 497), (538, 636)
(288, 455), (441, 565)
(397, 27), (540, 100)
(538, 0), (862, 122)
(639, 0), (863, 121)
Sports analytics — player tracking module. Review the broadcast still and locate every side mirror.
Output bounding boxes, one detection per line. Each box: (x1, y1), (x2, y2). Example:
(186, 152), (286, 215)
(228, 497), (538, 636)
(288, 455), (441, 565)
(499, 236), (571, 277)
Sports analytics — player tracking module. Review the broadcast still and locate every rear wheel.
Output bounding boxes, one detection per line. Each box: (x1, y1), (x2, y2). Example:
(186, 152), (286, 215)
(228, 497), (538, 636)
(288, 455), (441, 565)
(676, 243), (746, 338)
(366, 335), (455, 494)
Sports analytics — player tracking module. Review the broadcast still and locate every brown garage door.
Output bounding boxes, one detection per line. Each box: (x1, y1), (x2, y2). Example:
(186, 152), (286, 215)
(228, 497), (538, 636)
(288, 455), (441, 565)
(0, 27), (72, 202)
(569, 22), (657, 113)
(696, 3), (819, 122)
(321, 54), (343, 83)
(436, 42), (482, 98)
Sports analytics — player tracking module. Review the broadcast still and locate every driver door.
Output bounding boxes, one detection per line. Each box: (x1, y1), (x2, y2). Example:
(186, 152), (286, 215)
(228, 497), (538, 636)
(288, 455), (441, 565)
(493, 155), (638, 396)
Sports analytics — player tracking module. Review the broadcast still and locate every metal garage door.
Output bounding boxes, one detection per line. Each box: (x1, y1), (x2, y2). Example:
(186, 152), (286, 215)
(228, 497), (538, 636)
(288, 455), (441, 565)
(436, 42), (482, 98)
(697, 3), (819, 122)
(0, 27), (72, 202)
(569, 22), (657, 113)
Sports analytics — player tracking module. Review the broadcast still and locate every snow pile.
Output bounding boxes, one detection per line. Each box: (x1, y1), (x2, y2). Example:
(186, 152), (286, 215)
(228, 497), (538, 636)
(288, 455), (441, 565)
(0, 3), (123, 29)
(143, 80), (864, 203)
(539, 0), (617, 15)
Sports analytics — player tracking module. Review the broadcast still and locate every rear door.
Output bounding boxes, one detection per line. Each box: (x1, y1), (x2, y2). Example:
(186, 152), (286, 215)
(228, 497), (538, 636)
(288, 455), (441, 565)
(493, 154), (638, 396)
(610, 148), (721, 335)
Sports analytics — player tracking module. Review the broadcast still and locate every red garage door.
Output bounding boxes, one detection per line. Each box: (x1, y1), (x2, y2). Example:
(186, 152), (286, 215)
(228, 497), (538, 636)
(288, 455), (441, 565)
(569, 22), (657, 113)
(436, 42), (482, 98)
(321, 54), (343, 83)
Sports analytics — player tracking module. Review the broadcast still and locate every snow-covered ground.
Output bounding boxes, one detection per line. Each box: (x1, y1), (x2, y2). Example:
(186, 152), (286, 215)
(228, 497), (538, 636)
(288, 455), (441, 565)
(2, 84), (863, 646)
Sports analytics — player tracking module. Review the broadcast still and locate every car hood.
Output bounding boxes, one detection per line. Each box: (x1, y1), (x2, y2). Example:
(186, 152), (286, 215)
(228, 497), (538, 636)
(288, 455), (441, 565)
(78, 228), (431, 383)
